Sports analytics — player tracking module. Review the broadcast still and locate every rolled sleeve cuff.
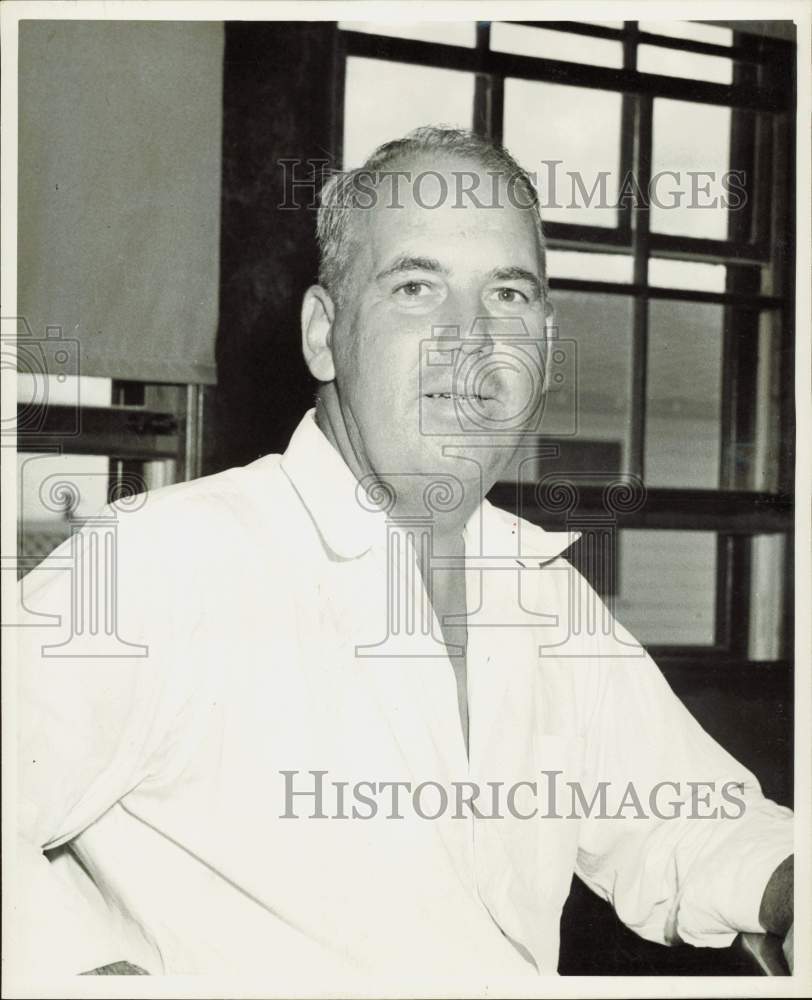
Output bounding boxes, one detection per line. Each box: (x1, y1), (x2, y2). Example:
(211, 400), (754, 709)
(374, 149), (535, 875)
(677, 811), (793, 946)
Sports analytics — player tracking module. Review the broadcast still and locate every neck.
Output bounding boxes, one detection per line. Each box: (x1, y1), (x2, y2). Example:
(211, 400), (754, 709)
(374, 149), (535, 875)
(314, 384), (370, 484)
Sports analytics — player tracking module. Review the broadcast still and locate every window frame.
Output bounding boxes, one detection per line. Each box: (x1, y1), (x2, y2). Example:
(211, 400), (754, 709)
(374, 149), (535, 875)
(15, 382), (207, 576)
(335, 19), (795, 671)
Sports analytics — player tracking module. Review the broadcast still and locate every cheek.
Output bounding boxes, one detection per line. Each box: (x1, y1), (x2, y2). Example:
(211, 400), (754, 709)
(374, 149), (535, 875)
(342, 321), (424, 405)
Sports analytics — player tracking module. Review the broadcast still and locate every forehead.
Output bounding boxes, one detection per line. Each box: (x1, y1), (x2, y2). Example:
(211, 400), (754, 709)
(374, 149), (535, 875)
(358, 153), (541, 269)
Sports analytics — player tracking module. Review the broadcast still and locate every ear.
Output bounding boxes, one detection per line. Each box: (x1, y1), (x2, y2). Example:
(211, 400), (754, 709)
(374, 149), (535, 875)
(301, 285), (336, 382)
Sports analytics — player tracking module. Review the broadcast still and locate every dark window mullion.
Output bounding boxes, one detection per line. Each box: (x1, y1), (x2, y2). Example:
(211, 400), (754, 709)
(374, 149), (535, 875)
(628, 92), (652, 479)
(727, 535), (753, 659)
(514, 21), (627, 42)
(473, 21), (490, 137)
(771, 56), (795, 500)
(762, 39), (795, 664)
(751, 111), (775, 250)
(648, 232), (770, 265)
(635, 29), (766, 63)
(714, 534), (734, 650)
(490, 73), (504, 144)
(781, 534), (794, 663)
(547, 226), (771, 264)
(617, 22), (638, 242)
(341, 30), (787, 113)
(715, 35), (764, 658)
(548, 278), (780, 311)
(473, 22), (503, 142)
(720, 41), (760, 492)
(543, 221), (631, 249)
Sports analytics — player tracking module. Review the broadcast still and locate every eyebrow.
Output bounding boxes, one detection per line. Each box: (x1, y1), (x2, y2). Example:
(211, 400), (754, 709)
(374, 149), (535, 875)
(374, 257), (543, 297)
(488, 266), (543, 297)
(375, 255), (448, 281)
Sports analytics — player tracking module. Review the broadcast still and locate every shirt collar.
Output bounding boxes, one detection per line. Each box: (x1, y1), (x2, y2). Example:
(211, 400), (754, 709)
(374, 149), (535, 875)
(280, 408), (386, 559)
(280, 409), (576, 563)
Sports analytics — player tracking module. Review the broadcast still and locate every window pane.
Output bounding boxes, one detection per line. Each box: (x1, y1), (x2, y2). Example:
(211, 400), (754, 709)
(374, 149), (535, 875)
(650, 98), (731, 240)
(339, 21), (476, 47)
(615, 530), (717, 645)
(644, 300), (723, 489)
(648, 258), (726, 292)
(17, 451), (110, 566)
(16, 373), (112, 407)
(749, 534), (786, 660)
(491, 22), (623, 67)
(343, 57), (475, 168)
(547, 250), (633, 283)
(752, 310), (783, 493)
(540, 291), (633, 472)
(638, 44), (733, 85)
(504, 80), (622, 227)
(639, 21), (733, 46)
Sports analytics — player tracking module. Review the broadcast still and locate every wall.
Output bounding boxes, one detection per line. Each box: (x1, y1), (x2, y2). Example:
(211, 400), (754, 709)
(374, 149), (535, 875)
(209, 21), (339, 473)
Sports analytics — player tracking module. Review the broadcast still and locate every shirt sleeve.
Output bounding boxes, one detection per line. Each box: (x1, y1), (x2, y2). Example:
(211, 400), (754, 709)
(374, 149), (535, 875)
(10, 502), (197, 974)
(571, 598), (793, 949)
(15, 510), (186, 850)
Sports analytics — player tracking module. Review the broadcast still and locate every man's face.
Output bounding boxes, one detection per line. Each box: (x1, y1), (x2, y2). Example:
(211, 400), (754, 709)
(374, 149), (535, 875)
(324, 154), (549, 492)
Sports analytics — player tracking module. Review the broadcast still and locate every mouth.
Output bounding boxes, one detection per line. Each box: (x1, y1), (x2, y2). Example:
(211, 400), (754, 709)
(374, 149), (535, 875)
(424, 392), (494, 401)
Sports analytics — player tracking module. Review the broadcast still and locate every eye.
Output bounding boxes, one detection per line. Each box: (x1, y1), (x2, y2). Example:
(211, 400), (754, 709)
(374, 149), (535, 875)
(492, 287), (529, 304)
(394, 280), (431, 298)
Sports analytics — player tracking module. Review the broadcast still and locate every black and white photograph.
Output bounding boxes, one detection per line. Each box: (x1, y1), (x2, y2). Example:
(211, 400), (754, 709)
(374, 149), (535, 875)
(1, 2), (809, 997)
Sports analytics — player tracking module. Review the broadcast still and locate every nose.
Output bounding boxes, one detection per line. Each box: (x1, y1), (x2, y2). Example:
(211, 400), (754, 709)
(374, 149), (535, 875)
(463, 316), (497, 354)
(436, 290), (496, 353)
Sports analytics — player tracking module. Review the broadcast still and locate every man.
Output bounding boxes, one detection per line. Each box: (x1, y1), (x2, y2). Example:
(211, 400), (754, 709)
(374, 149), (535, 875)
(12, 127), (792, 985)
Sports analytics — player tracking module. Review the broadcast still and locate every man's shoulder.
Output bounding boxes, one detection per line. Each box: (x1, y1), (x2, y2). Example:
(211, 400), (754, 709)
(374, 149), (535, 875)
(83, 452), (296, 566)
(120, 452), (286, 522)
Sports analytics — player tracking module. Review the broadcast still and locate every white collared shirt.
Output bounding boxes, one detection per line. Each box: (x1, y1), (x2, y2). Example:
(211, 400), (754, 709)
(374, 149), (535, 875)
(12, 410), (793, 986)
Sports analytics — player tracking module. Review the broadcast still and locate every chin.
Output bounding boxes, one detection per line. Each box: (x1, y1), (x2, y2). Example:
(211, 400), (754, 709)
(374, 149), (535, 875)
(418, 440), (493, 490)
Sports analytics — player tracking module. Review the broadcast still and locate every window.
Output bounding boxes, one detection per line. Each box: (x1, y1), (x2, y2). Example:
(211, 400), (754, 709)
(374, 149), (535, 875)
(490, 22), (623, 67)
(503, 80), (624, 227)
(343, 57), (475, 167)
(650, 98), (732, 239)
(616, 530), (718, 645)
(338, 20), (794, 669)
(15, 374), (202, 572)
(644, 298), (724, 490)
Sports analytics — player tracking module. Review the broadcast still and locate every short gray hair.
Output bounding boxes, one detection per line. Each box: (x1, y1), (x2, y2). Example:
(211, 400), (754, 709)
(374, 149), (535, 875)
(316, 126), (547, 305)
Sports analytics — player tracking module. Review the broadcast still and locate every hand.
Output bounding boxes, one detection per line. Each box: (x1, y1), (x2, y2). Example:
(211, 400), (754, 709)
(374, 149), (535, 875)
(783, 923), (793, 974)
(759, 854), (793, 940)
(80, 961), (149, 975)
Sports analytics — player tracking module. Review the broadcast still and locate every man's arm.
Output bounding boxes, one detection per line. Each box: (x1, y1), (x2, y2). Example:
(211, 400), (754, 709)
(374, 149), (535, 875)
(760, 854), (794, 972)
(759, 853), (793, 935)
(566, 582), (794, 952)
(11, 515), (181, 976)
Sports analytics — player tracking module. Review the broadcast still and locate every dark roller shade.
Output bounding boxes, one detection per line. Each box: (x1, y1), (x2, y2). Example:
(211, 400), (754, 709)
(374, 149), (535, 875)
(18, 21), (223, 384)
